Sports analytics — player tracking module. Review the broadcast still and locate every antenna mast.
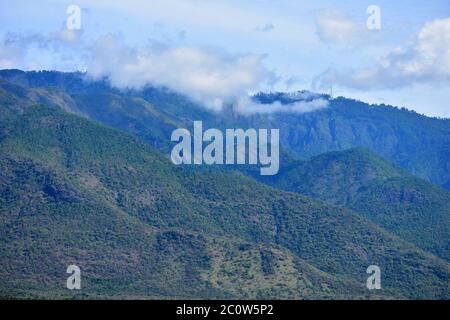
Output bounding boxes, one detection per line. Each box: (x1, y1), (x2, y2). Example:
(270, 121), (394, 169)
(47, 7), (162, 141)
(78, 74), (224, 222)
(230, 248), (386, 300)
(329, 81), (333, 100)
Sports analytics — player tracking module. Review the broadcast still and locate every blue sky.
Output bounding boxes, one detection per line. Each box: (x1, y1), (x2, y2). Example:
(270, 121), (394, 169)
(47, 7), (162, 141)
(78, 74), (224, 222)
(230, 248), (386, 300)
(1, 0), (449, 117)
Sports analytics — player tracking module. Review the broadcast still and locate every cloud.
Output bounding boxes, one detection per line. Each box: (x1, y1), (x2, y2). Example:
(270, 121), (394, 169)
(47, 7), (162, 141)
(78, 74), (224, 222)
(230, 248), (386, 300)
(0, 27), (84, 70)
(50, 28), (83, 46)
(0, 28), (327, 116)
(314, 18), (450, 90)
(0, 33), (53, 69)
(235, 96), (329, 115)
(315, 9), (369, 47)
(87, 34), (277, 112)
(0, 35), (25, 69)
(254, 23), (275, 32)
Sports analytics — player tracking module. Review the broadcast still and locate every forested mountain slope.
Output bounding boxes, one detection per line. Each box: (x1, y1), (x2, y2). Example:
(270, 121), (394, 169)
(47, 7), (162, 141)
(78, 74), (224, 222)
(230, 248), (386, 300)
(1, 104), (449, 299)
(0, 69), (449, 190)
(264, 148), (450, 261)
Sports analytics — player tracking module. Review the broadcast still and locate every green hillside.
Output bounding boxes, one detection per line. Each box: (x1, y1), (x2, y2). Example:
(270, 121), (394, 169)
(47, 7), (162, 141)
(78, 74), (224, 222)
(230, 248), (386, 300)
(268, 148), (450, 261)
(1, 70), (449, 190)
(1, 104), (449, 299)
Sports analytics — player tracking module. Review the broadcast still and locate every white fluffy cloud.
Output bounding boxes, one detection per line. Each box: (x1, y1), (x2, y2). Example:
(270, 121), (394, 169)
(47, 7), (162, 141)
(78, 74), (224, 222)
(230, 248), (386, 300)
(87, 35), (328, 114)
(235, 95), (329, 115)
(0, 31), (328, 115)
(0, 28), (83, 70)
(315, 18), (450, 90)
(0, 36), (24, 69)
(50, 28), (83, 46)
(315, 9), (369, 47)
(87, 35), (278, 112)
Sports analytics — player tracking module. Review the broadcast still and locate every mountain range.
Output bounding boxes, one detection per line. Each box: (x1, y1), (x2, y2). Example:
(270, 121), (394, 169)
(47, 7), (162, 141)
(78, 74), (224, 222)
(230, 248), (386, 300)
(0, 70), (449, 299)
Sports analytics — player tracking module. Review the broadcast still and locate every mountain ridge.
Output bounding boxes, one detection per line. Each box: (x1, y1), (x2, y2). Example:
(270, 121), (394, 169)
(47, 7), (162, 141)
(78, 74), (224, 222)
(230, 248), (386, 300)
(265, 147), (450, 261)
(1, 69), (449, 190)
(1, 104), (449, 299)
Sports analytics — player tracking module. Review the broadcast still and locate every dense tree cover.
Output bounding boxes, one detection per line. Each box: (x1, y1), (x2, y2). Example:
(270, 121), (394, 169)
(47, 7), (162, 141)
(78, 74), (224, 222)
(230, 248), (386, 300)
(264, 148), (450, 262)
(0, 69), (449, 190)
(0, 104), (449, 299)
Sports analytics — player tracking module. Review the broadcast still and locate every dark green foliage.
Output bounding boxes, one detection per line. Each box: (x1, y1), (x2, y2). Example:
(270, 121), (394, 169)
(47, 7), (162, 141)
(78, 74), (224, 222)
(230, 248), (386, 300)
(0, 104), (449, 299)
(268, 148), (450, 261)
(260, 250), (275, 275)
(1, 70), (449, 190)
